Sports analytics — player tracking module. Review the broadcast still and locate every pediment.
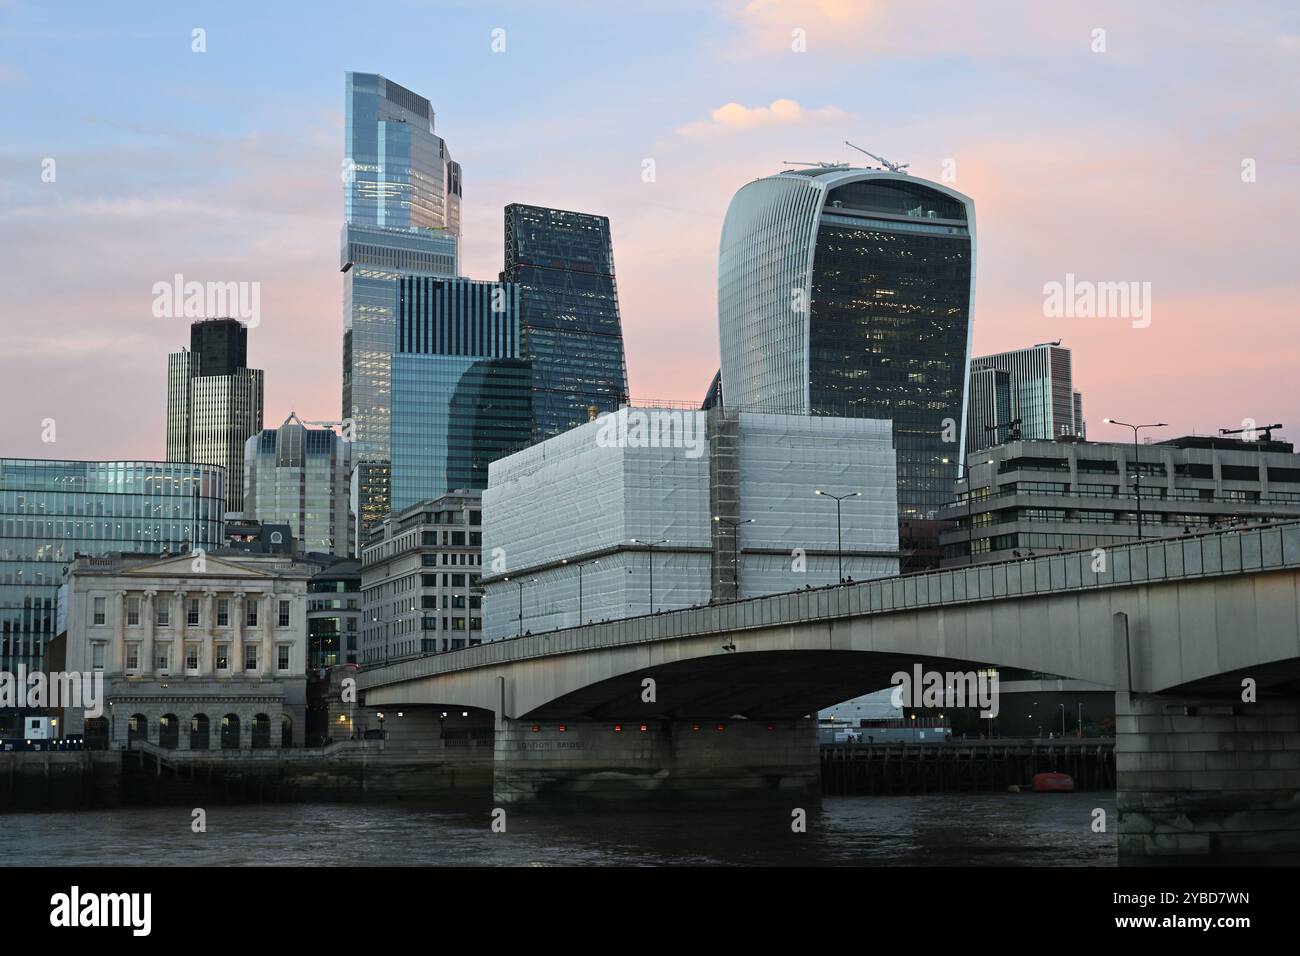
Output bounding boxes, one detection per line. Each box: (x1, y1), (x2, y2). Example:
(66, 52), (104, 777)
(120, 554), (277, 579)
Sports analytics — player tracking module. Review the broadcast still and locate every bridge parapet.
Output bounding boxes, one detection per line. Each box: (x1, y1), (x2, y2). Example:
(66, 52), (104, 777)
(360, 521), (1300, 691)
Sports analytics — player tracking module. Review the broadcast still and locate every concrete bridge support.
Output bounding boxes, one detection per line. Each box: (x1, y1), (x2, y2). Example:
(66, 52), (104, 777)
(493, 718), (820, 808)
(1117, 692), (1300, 865)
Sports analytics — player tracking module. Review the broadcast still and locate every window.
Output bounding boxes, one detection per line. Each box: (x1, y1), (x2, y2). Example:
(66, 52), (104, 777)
(421, 554), (438, 567)
(422, 596), (438, 609)
(156, 601), (169, 627)
(126, 596), (140, 627)
(187, 598), (200, 627)
(217, 599), (229, 627)
(92, 643), (105, 670)
(277, 645), (290, 671)
(156, 647), (169, 671)
(93, 597), (106, 626)
(452, 617), (466, 630)
(245, 645), (258, 671)
(246, 600), (258, 627)
(450, 574), (465, 587)
(216, 645), (230, 670)
(278, 600), (290, 628)
(186, 645), (199, 671)
(125, 644), (140, 670)
(451, 531), (466, 546)
(451, 595), (466, 608)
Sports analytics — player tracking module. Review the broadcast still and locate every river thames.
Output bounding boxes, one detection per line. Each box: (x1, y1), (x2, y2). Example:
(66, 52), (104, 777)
(4, 793), (1115, 866)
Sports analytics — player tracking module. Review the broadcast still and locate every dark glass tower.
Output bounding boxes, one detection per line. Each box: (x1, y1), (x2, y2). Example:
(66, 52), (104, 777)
(718, 168), (975, 521)
(502, 204), (629, 442)
(190, 318), (247, 377)
(390, 277), (532, 510)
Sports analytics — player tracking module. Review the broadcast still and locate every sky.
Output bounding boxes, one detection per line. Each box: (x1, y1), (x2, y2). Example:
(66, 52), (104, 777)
(1, 0), (1297, 461)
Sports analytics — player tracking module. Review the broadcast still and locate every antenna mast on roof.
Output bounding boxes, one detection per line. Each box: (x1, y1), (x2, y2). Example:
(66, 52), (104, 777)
(844, 141), (910, 174)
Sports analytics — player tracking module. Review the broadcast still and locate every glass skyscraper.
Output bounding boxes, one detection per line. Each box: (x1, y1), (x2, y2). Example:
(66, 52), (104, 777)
(502, 204), (629, 442)
(965, 343), (1085, 455)
(717, 167), (976, 520)
(391, 277), (532, 510)
(0, 459), (225, 674)
(165, 318), (263, 514)
(341, 72), (461, 536)
(243, 415), (354, 557)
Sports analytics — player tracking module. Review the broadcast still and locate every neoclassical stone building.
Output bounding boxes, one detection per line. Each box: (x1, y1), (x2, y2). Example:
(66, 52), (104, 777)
(61, 551), (311, 750)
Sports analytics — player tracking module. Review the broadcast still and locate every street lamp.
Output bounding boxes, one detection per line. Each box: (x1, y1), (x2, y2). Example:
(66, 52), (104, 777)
(712, 516), (754, 600)
(813, 490), (860, 583)
(562, 558), (600, 625)
(1103, 419), (1168, 540)
(629, 539), (668, 613)
(943, 457), (993, 566)
(503, 576), (538, 637)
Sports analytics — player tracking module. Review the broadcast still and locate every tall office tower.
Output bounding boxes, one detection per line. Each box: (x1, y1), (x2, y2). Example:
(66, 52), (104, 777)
(341, 72), (462, 537)
(502, 204), (629, 442)
(166, 318), (264, 514)
(965, 366), (1013, 458)
(0, 459), (224, 681)
(243, 414), (354, 557)
(964, 342), (1084, 455)
(717, 167), (976, 521)
(390, 277), (532, 511)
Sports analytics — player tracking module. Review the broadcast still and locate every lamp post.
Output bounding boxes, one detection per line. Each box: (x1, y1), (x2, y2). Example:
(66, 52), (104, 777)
(1104, 419), (1168, 540)
(503, 576), (537, 636)
(630, 539), (668, 613)
(712, 516), (753, 600)
(562, 558), (600, 625)
(943, 457), (993, 566)
(1059, 703), (1066, 737)
(814, 490), (860, 583)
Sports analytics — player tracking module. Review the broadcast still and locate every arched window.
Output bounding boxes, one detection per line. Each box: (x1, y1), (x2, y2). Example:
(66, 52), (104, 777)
(128, 714), (148, 745)
(190, 714), (210, 751)
(251, 713), (271, 749)
(280, 713), (293, 749)
(221, 714), (240, 750)
(158, 714), (179, 749)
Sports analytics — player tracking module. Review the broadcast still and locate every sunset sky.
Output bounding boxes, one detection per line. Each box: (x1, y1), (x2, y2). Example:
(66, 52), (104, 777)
(2, 0), (1297, 460)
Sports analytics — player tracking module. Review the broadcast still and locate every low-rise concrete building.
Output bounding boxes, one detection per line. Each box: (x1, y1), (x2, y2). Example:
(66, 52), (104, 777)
(940, 434), (1300, 565)
(481, 407), (899, 639)
(360, 491), (484, 664)
(60, 550), (312, 750)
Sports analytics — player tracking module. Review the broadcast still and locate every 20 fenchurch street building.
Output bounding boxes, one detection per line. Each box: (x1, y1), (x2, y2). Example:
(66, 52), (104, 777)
(717, 167), (976, 521)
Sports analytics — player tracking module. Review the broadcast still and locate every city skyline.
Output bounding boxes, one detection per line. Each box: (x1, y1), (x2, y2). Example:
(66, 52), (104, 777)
(2, 0), (1297, 463)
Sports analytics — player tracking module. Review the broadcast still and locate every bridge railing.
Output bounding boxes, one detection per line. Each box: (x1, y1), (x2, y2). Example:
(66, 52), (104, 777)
(359, 520), (1300, 687)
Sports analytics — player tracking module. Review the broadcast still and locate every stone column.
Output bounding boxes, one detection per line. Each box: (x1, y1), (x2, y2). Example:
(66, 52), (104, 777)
(171, 590), (187, 675)
(262, 593), (277, 677)
(141, 590), (156, 677)
(202, 590), (217, 675)
(231, 592), (244, 676)
(111, 590), (127, 673)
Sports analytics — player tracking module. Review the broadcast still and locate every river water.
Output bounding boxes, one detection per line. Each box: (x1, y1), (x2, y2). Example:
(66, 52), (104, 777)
(3, 793), (1115, 866)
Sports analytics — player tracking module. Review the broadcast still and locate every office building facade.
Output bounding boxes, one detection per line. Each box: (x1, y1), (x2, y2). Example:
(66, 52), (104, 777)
(717, 167), (976, 522)
(243, 414), (353, 557)
(0, 459), (225, 683)
(59, 550), (310, 749)
(965, 342), (1085, 454)
(390, 277), (532, 510)
(307, 557), (361, 669)
(166, 318), (263, 514)
(360, 492), (484, 663)
(341, 72), (462, 536)
(939, 435), (1300, 565)
(502, 203), (629, 442)
(480, 408), (899, 640)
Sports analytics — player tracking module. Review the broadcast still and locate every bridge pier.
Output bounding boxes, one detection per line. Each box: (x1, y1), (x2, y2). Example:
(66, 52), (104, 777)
(1117, 692), (1300, 865)
(493, 718), (820, 808)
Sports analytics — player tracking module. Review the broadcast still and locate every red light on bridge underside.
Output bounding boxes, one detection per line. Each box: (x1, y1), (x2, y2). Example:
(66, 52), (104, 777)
(558, 724), (567, 732)
(639, 724), (648, 732)
(767, 725), (775, 731)
(691, 724), (701, 732)
(716, 724), (725, 732)
(613, 724), (623, 732)
(531, 725), (540, 733)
